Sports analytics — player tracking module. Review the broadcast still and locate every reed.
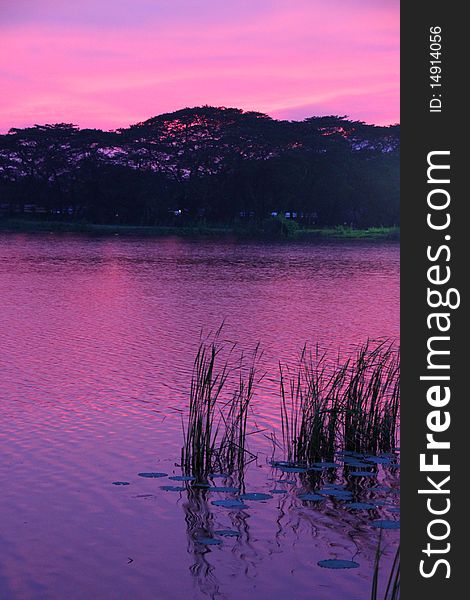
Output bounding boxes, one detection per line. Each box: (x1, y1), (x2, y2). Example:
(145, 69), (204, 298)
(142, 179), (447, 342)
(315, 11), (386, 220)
(280, 345), (347, 464)
(217, 345), (262, 476)
(181, 333), (262, 481)
(343, 341), (400, 455)
(279, 340), (399, 464)
(181, 336), (229, 479)
(371, 538), (400, 600)
(182, 335), (399, 478)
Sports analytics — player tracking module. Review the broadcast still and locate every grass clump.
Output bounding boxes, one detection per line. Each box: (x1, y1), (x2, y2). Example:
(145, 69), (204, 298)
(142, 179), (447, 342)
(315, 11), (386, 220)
(181, 335), (399, 479)
(280, 345), (346, 465)
(279, 340), (399, 464)
(181, 331), (262, 482)
(371, 538), (400, 600)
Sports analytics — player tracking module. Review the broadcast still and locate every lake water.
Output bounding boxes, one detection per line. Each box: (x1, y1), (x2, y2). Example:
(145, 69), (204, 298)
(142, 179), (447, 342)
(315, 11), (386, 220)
(0, 235), (399, 600)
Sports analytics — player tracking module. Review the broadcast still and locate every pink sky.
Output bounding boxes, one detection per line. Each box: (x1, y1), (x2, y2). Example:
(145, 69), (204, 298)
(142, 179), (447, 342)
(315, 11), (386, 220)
(0, 0), (399, 131)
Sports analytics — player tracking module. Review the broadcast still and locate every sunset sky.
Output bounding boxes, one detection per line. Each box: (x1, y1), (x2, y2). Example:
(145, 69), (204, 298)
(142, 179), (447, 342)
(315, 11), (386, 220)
(0, 0), (399, 132)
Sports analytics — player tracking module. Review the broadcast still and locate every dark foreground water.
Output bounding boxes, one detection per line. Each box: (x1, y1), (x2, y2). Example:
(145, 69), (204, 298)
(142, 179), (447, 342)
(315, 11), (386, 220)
(0, 235), (399, 600)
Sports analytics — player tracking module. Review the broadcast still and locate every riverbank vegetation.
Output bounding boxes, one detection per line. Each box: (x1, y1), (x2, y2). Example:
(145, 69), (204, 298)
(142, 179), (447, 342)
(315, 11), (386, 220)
(0, 218), (400, 240)
(181, 335), (263, 482)
(0, 107), (399, 231)
(180, 336), (399, 483)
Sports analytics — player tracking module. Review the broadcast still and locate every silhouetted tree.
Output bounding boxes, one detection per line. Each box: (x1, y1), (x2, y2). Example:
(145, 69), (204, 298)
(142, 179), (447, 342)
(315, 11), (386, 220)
(0, 106), (399, 228)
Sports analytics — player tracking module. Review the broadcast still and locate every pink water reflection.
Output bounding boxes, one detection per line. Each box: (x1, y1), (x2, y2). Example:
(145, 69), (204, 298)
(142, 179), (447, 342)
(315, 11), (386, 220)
(0, 235), (399, 599)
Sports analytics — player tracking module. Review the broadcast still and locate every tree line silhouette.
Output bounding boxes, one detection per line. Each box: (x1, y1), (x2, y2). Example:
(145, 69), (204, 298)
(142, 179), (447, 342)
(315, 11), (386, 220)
(0, 106), (399, 229)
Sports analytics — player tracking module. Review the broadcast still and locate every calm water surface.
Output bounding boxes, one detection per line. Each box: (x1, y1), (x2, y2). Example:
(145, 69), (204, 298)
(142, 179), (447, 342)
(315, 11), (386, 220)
(0, 235), (399, 600)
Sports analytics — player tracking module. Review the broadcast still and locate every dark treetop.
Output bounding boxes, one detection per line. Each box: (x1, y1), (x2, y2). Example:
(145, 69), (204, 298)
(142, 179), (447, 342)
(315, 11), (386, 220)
(0, 106), (399, 229)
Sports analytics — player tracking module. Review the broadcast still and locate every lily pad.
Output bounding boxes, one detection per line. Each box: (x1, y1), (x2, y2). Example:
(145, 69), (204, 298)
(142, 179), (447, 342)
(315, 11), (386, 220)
(112, 481), (130, 486)
(196, 537), (222, 545)
(160, 485), (186, 492)
(345, 502), (376, 510)
(364, 456), (392, 464)
(317, 559), (360, 569)
(209, 473), (229, 479)
(211, 499), (248, 509)
(349, 471), (377, 477)
(275, 479), (296, 485)
(388, 507), (401, 514)
(313, 462), (340, 469)
(372, 519), (400, 530)
(168, 475), (195, 481)
(138, 472), (168, 478)
(298, 493), (325, 502)
(279, 466), (308, 473)
(240, 493), (273, 501)
(270, 489), (288, 494)
(210, 486), (240, 493)
(193, 482), (211, 488)
(215, 529), (240, 538)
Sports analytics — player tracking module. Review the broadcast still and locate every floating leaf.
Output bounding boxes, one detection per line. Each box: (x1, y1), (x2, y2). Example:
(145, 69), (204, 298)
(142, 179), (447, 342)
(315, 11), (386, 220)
(215, 529), (240, 538)
(138, 472), (168, 478)
(317, 559), (360, 569)
(349, 471), (377, 477)
(270, 489), (288, 494)
(160, 485), (186, 492)
(168, 475), (195, 482)
(279, 466), (308, 473)
(372, 520), (400, 530)
(209, 473), (229, 479)
(345, 502), (376, 510)
(196, 537), (222, 545)
(388, 507), (401, 514)
(112, 481), (130, 486)
(271, 460), (301, 468)
(211, 499), (248, 509)
(298, 493), (325, 502)
(364, 456), (392, 464)
(193, 482), (211, 488)
(210, 486), (240, 493)
(313, 462), (340, 469)
(240, 493), (273, 501)
(275, 479), (296, 485)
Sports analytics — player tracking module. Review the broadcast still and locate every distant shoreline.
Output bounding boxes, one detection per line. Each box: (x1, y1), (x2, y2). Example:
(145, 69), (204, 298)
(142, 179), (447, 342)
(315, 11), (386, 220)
(0, 219), (400, 241)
